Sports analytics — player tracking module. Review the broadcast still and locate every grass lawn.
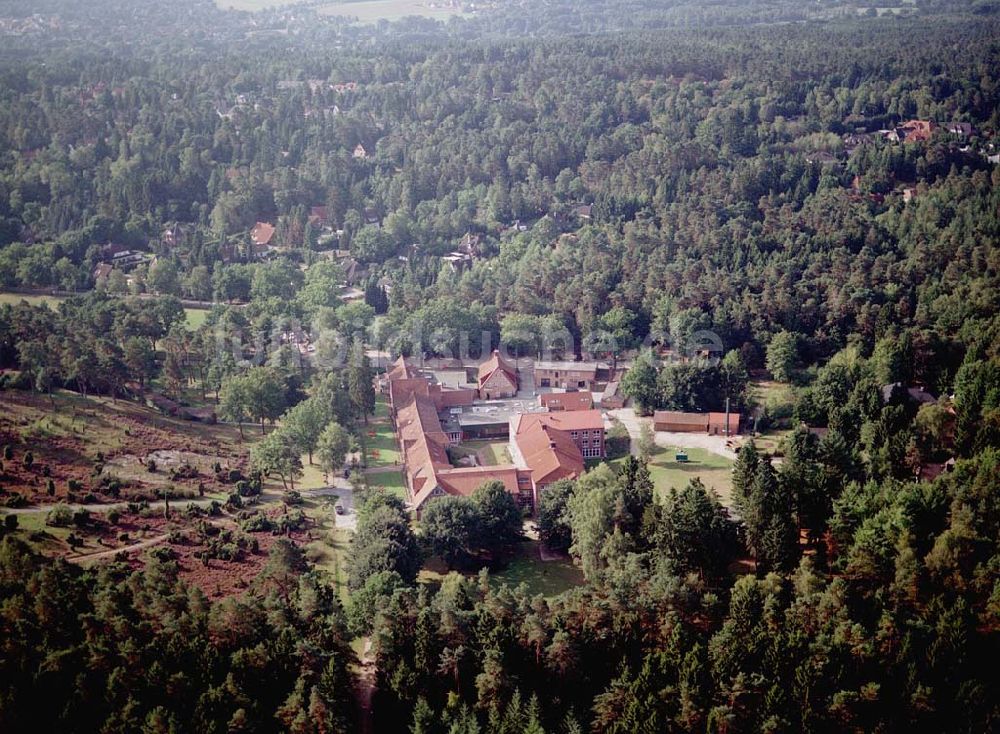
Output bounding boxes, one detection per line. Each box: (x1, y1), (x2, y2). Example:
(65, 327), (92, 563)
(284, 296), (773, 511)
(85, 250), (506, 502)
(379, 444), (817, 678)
(184, 307), (210, 330)
(365, 469), (407, 500)
(0, 292), (65, 309)
(297, 456), (329, 490)
(471, 440), (511, 466)
(490, 542), (585, 598)
(304, 511), (352, 605)
(648, 445), (734, 505)
(605, 445), (735, 506)
(419, 540), (585, 599)
(448, 441), (511, 468)
(363, 420), (400, 467)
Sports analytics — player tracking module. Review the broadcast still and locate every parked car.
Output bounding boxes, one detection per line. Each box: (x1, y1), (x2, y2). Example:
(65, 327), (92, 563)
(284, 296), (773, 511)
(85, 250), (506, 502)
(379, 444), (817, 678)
(334, 503), (346, 515)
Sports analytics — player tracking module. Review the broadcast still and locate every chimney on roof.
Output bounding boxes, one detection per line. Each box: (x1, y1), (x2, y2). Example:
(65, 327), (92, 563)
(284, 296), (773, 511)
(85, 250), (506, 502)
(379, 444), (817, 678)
(549, 441), (557, 449)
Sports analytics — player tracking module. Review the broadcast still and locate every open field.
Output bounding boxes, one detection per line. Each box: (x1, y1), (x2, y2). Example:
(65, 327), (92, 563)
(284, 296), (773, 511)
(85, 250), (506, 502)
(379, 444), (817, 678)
(606, 444), (734, 506)
(0, 291), (211, 330)
(0, 292), (64, 309)
(647, 445), (734, 505)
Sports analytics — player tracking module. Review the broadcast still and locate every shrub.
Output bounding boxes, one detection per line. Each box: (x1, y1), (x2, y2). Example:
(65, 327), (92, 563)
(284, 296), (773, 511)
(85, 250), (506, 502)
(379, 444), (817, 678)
(284, 490), (303, 506)
(117, 532), (130, 542)
(2, 494), (28, 509)
(149, 546), (176, 562)
(275, 508), (306, 533)
(95, 452), (104, 463)
(22, 452), (33, 469)
(239, 513), (273, 533)
(228, 469), (244, 483)
(146, 458), (157, 473)
(46, 479), (55, 496)
(2, 445), (12, 461)
(3, 514), (17, 532)
(107, 509), (122, 525)
(45, 504), (73, 527)
(72, 509), (91, 527)
(41, 465), (51, 477)
(67, 479), (83, 492)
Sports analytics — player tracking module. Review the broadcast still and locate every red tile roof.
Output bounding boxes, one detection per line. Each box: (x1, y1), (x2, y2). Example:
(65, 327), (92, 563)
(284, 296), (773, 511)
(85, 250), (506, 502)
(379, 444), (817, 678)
(514, 421), (584, 487)
(251, 221), (276, 246)
(540, 391), (594, 411)
(436, 465), (520, 497)
(478, 350), (517, 388)
(515, 409), (604, 433)
(396, 396), (451, 498)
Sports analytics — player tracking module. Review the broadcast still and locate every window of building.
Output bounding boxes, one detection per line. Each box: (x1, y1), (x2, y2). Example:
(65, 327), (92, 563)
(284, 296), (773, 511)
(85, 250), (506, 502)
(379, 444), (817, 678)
(570, 431), (578, 439)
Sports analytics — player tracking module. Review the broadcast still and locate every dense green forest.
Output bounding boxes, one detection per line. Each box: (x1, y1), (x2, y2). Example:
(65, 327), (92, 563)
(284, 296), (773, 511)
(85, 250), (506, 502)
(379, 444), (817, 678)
(2, 0), (1000, 731)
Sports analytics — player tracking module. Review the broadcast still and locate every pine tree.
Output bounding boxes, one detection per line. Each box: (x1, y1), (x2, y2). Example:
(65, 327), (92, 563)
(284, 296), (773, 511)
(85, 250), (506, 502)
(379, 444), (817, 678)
(731, 440), (760, 519)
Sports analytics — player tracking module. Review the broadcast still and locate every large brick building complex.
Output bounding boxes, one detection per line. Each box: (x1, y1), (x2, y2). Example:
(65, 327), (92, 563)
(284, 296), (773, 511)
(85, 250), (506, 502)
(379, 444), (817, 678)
(383, 356), (607, 517)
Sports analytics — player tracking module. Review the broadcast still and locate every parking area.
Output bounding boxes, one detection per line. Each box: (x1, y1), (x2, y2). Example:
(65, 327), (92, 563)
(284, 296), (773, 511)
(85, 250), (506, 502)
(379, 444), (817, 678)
(301, 484), (357, 530)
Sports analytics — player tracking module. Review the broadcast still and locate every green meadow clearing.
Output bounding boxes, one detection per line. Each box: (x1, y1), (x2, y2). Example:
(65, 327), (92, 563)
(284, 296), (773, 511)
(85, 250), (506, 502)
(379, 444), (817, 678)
(0, 291), (210, 331)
